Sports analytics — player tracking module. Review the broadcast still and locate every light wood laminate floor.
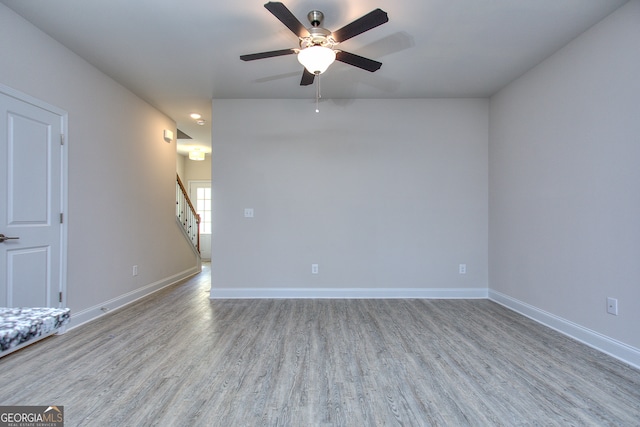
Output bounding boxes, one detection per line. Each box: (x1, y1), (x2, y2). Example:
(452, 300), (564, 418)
(1, 265), (639, 426)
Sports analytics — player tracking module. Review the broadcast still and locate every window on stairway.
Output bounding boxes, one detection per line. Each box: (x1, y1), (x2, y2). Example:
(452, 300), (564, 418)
(196, 187), (211, 235)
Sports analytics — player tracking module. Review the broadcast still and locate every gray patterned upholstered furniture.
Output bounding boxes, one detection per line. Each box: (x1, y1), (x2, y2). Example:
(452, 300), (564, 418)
(0, 307), (71, 357)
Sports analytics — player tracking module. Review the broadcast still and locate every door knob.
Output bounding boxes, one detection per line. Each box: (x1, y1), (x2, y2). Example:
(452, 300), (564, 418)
(0, 234), (19, 243)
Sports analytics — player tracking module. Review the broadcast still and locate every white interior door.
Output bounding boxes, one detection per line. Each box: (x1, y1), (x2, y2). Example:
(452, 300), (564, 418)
(0, 88), (66, 308)
(189, 181), (211, 261)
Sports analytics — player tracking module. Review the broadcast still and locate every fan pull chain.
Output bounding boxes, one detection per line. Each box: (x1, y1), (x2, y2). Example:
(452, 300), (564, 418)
(315, 73), (321, 113)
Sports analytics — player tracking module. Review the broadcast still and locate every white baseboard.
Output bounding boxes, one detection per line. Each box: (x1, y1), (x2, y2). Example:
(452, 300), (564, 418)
(68, 266), (201, 330)
(210, 287), (488, 299)
(489, 290), (640, 370)
(67, 278), (639, 370)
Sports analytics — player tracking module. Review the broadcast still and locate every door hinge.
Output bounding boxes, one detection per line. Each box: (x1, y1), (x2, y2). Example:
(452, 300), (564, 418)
(59, 292), (63, 303)
(60, 213), (64, 224)
(60, 133), (64, 145)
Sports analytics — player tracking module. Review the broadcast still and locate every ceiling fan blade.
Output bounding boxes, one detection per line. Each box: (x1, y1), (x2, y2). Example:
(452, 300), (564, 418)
(264, 2), (309, 38)
(300, 68), (315, 86)
(332, 8), (388, 43)
(240, 48), (296, 61)
(335, 51), (382, 72)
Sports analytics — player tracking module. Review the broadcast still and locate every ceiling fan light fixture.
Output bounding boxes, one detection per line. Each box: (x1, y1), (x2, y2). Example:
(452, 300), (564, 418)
(297, 45), (336, 75)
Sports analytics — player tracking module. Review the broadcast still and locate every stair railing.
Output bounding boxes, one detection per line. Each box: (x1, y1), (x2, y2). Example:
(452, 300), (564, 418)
(176, 174), (200, 253)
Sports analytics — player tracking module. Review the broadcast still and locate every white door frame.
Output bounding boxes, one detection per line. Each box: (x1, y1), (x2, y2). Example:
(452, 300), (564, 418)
(1, 83), (68, 308)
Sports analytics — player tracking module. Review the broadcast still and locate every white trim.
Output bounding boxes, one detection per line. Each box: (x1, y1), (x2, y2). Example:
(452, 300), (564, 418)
(489, 290), (640, 370)
(0, 84), (65, 115)
(67, 266), (201, 330)
(210, 287), (488, 299)
(0, 84), (68, 310)
(187, 180), (212, 193)
(59, 113), (69, 309)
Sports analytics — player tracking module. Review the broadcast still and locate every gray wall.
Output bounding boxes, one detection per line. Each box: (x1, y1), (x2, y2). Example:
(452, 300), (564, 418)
(211, 99), (488, 294)
(0, 4), (199, 326)
(176, 154), (186, 182)
(177, 153), (212, 183)
(489, 0), (640, 349)
(184, 154), (212, 182)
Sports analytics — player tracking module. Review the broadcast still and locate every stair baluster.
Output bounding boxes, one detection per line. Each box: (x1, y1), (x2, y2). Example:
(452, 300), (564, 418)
(176, 174), (200, 253)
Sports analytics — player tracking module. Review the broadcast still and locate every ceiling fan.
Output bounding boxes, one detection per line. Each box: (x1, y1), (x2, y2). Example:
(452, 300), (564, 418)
(240, 2), (389, 86)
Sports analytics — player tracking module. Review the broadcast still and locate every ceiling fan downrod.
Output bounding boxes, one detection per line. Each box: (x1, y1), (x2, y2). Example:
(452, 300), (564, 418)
(307, 10), (323, 27)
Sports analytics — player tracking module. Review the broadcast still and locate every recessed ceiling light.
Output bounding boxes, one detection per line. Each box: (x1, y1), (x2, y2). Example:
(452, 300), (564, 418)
(196, 119), (206, 126)
(190, 113), (202, 119)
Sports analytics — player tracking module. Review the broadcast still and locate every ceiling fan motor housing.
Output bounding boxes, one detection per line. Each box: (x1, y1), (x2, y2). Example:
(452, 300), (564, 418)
(301, 26), (334, 48)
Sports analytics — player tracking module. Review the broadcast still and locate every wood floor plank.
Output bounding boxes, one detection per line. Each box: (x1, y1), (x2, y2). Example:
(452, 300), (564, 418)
(0, 266), (639, 426)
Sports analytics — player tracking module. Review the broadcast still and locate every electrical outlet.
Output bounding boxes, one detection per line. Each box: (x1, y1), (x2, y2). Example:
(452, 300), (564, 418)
(244, 208), (254, 218)
(311, 264), (319, 274)
(133, 265), (138, 276)
(459, 264), (466, 274)
(607, 297), (618, 315)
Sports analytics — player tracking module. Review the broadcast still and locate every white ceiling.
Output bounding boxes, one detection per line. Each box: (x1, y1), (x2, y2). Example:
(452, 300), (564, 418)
(2, 0), (628, 153)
